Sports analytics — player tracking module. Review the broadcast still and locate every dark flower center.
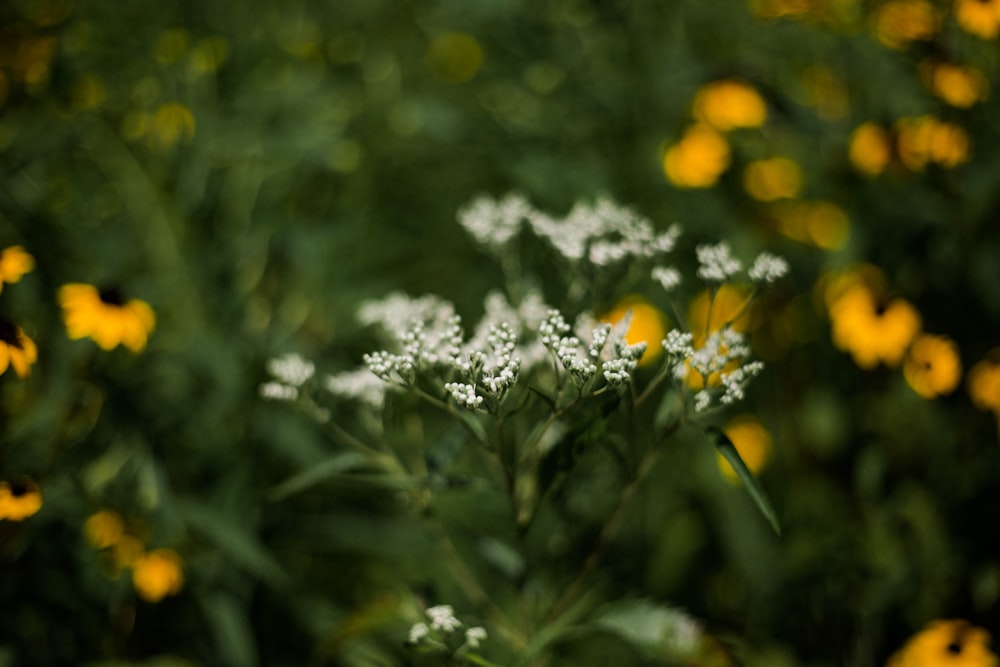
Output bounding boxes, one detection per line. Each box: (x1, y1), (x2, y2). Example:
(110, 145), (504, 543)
(9, 481), (29, 497)
(0, 318), (23, 350)
(98, 287), (126, 306)
(947, 641), (963, 655)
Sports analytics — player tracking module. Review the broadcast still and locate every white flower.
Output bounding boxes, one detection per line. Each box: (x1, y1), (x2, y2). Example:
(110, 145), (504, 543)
(465, 626), (487, 648)
(427, 605), (462, 633)
(748, 252), (789, 283)
(458, 193), (531, 248)
(652, 265), (682, 291)
(408, 622), (429, 644)
(266, 353), (315, 387)
(259, 381), (298, 401)
(694, 390), (712, 412)
(445, 382), (484, 410)
(696, 243), (742, 282)
(324, 368), (390, 409)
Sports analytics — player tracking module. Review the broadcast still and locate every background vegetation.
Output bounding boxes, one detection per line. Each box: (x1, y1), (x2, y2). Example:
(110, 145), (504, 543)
(2, 0), (999, 665)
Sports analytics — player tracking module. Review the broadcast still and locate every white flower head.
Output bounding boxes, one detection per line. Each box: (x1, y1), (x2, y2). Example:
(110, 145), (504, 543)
(445, 382), (484, 410)
(427, 605), (462, 633)
(324, 368), (391, 409)
(408, 622), (429, 644)
(465, 626), (487, 649)
(652, 265), (682, 291)
(748, 252), (789, 283)
(266, 353), (315, 387)
(458, 193), (532, 249)
(259, 381), (298, 401)
(696, 243), (742, 282)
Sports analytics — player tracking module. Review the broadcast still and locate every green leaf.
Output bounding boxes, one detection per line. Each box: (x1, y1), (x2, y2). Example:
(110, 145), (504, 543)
(707, 427), (781, 535)
(174, 499), (289, 588)
(199, 592), (258, 667)
(527, 385), (557, 410)
(267, 451), (370, 500)
(590, 598), (703, 658)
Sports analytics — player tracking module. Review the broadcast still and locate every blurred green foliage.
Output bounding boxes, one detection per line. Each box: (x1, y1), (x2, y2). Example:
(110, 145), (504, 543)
(2, 0), (1000, 665)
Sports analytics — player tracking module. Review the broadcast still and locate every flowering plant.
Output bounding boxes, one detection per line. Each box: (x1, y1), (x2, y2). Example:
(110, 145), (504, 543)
(263, 195), (787, 664)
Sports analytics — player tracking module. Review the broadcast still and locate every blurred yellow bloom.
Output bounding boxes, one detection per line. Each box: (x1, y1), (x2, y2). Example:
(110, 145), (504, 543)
(849, 122), (893, 176)
(59, 283), (156, 353)
(84, 509), (125, 549)
(896, 116), (970, 170)
(717, 415), (773, 483)
(0, 245), (34, 292)
(112, 535), (146, 570)
(743, 157), (802, 201)
(828, 281), (921, 370)
(922, 61), (989, 108)
(0, 318), (38, 379)
(188, 36), (230, 75)
(132, 549), (184, 603)
(426, 32), (483, 84)
(874, 0), (938, 48)
(71, 73), (106, 111)
(663, 124), (731, 188)
(886, 619), (998, 667)
(954, 0), (1000, 39)
(749, 0), (814, 19)
(0, 479), (42, 521)
(600, 296), (668, 367)
(968, 351), (1000, 413)
(904, 334), (962, 399)
(149, 103), (196, 151)
(692, 80), (767, 131)
(769, 200), (850, 250)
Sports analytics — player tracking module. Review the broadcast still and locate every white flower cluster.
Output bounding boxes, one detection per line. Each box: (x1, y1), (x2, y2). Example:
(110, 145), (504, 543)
(324, 368), (391, 409)
(259, 353), (315, 402)
(748, 252), (790, 283)
(458, 193), (532, 249)
(652, 265), (682, 291)
(696, 243), (789, 286)
(408, 604), (487, 652)
(444, 381), (484, 409)
(674, 327), (764, 411)
(695, 242), (743, 282)
(539, 309), (645, 387)
(461, 194), (680, 269)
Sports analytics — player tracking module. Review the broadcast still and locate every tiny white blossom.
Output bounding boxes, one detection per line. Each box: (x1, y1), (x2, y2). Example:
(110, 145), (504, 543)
(465, 626), (487, 648)
(662, 330), (695, 359)
(324, 368), (390, 409)
(259, 382), (298, 401)
(427, 605), (462, 633)
(266, 353), (315, 387)
(445, 382), (484, 410)
(748, 252), (789, 283)
(652, 265), (682, 291)
(408, 622), (429, 644)
(696, 243), (742, 282)
(694, 390), (712, 412)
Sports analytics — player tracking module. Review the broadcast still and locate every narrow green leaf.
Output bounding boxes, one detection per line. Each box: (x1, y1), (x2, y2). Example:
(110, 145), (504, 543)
(590, 598), (703, 658)
(199, 592), (258, 667)
(267, 451), (370, 500)
(707, 427), (781, 535)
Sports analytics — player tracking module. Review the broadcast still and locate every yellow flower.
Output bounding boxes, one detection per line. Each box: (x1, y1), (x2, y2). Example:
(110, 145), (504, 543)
(59, 284), (155, 352)
(600, 296), (668, 367)
(691, 80), (768, 131)
(896, 116), (970, 170)
(132, 548), (184, 602)
(84, 509), (125, 549)
(827, 277), (921, 370)
(968, 351), (1000, 413)
(0, 318), (38, 378)
(663, 124), (731, 188)
(743, 157), (803, 201)
(954, 0), (1000, 39)
(0, 479), (43, 521)
(148, 102), (195, 151)
(922, 61), (989, 108)
(886, 619), (998, 667)
(426, 32), (483, 84)
(849, 122), (894, 176)
(770, 200), (851, 250)
(0, 245), (34, 292)
(904, 334), (962, 399)
(717, 415), (773, 483)
(874, 0), (938, 48)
